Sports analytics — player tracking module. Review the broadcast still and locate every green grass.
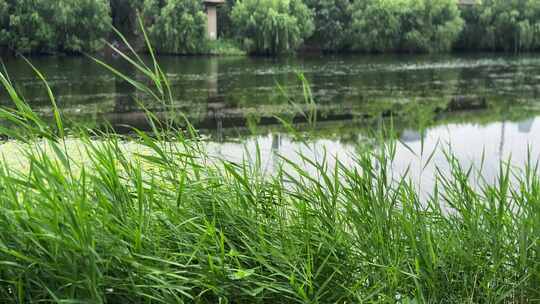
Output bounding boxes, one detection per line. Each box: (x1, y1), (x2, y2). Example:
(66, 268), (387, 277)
(206, 39), (246, 56)
(0, 33), (539, 303)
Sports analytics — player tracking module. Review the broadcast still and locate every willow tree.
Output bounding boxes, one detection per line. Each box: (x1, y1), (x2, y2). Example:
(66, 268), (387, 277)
(351, 0), (463, 53)
(454, 0), (540, 52)
(110, 0), (144, 39)
(476, 0), (540, 52)
(0, 0), (56, 53)
(142, 0), (208, 54)
(401, 0), (464, 52)
(351, 0), (404, 53)
(304, 0), (354, 52)
(54, 0), (111, 52)
(0, 0), (110, 54)
(231, 0), (314, 55)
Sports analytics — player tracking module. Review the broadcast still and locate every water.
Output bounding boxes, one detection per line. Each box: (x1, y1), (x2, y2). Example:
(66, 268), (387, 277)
(2, 53), (540, 192)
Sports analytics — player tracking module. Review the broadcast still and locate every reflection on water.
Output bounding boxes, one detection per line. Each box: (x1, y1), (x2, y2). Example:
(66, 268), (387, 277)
(4, 53), (540, 122)
(400, 129), (423, 142)
(209, 117), (540, 196)
(2, 53), (540, 186)
(518, 118), (535, 133)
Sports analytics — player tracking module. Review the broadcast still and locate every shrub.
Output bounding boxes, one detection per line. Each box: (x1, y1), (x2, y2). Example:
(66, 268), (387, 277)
(207, 39), (246, 55)
(231, 0), (315, 55)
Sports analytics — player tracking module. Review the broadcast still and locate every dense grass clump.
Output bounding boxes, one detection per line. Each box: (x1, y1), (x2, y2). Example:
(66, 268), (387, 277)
(0, 43), (539, 303)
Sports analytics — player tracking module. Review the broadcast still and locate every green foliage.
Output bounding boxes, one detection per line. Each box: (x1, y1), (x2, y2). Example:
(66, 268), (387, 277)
(304, 0), (353, 52)
(351, 0), (463, 53)
(0, 0), (110, 54)
(455, 5), (483, 50)
(4, 0), (540, 55)
(405, 0), (464, 52)
(0, 2), (8, 44)
(207, 39), (246, 55)
(0, 0), (55, 53)
(110, 0), (144, 38)
(218, 0), (237, 38)
(54, 0), (112, 52)
(351, 0), (403, 53)
(142, 0), (208, 54)
(231, 0), (315, 54)
(458, 0), (540, 52)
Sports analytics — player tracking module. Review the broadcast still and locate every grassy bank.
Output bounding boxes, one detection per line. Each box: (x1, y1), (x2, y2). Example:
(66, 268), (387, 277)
(0, 49), (539, 303)
(206, 40), (246, 56)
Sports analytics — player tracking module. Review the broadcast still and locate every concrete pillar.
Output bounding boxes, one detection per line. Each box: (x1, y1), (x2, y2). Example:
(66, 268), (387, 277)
(204, 0), (224, 40)
(207, 5), (218, 40)
(207, 57), (219, 98)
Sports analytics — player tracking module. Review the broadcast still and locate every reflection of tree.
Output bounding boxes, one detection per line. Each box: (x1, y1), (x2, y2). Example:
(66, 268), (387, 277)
(401, 129), (423, 143)
(207, 57), (219, 99)
(211, 104), (224, 142)
(499, 120), (506, 162)
(270, 133), (281, 172)
(518, 118), (535, 133)
(206, 57), (225, 142)
(113, 62), (137, 114)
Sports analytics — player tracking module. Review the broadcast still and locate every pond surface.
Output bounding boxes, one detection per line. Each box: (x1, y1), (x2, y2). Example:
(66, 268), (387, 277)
(3, 53), (540, 191)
